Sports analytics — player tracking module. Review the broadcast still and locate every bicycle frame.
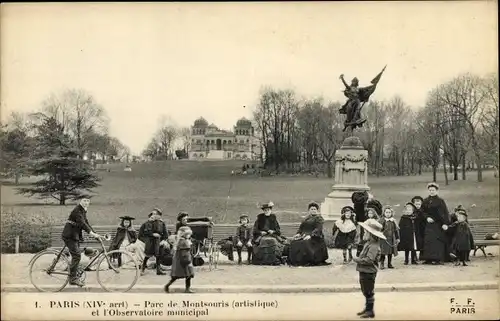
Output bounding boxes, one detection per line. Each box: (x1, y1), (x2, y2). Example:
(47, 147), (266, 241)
(43, 237), (119, 277)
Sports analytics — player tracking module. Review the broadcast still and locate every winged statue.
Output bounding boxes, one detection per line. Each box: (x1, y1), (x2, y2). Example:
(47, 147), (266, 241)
(339, 65), (387, 132)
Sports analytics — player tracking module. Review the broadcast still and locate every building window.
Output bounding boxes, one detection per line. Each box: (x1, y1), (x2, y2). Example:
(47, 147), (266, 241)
(223, 140), (226, 144)
(239, 140), (244, 144)
(228, 152), (232, 158)
(246, 139), (249, 143)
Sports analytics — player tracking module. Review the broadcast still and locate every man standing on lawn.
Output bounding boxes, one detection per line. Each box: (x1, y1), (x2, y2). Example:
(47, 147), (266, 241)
(61, 198), (101, 287)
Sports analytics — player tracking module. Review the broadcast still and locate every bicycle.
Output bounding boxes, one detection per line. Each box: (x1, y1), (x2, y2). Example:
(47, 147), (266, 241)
(28, 234), (140, 293)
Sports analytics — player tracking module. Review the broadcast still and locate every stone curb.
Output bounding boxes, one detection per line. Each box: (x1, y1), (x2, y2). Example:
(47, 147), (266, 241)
(2, 281), (497, 293)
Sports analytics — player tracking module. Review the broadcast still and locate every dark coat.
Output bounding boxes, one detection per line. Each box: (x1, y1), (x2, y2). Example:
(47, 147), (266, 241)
(398, 214), (421, 251)
(379, 218), (400, 255)
(414, 207), (426, 249)
(235, 224), (252, 244)
(138, 219), (169, 257)
(421, 195), (450, 262)
(449, 222), (474, 252)
(61, 204), (94, 241)
(252, 213), (281, 243)
(288, 214), (328, 266)
(171, 238), (195, 278)
(332, 219), (357, 249)
(108, 227), (138, 252)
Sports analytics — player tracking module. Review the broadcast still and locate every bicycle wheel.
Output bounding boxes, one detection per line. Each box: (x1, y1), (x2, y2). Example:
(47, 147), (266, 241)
(96, 250), (139, 292)
(29, 250), (70, 292)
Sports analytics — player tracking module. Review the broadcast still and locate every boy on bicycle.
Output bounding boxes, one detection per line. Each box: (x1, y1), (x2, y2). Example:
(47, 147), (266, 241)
(61, 198), (101, 287)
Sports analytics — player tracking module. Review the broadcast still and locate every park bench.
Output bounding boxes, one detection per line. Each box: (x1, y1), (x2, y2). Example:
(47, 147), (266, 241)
(468, 218), (500, 257)
(50, 222), (302, 249)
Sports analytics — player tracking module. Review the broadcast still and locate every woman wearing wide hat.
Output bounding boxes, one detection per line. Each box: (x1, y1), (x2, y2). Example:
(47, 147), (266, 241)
(421, 183), (451, 265)
(251, 201), (285, 265)
(288, 202), (330, 266)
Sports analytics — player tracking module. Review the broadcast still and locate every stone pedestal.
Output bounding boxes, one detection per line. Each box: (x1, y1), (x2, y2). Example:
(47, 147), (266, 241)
(321, 136), (370, 221)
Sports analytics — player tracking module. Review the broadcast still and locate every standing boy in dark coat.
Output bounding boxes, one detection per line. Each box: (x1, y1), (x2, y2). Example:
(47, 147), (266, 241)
(411, 196), (426, 260)
(138, 208), (169, 275)
(61, 198), (101, 287)
(398, 202), (420, 265)
(448, 208), (474, 266)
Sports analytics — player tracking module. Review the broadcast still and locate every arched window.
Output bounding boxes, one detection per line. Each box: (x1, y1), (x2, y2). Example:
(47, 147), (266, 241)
(246, 139), (249, 143)
(223, 140), (227, 144)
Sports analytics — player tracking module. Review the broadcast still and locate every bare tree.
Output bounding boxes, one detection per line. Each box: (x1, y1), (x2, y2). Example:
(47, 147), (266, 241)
(435, 74), (489, 182)
(179, 127), (192, 154)
(317, 101), (345, 178)
(38, 89), (109, 159)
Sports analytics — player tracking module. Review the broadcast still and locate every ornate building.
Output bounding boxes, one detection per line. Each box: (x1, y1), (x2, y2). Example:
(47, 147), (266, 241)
(189, 117), (259, 160)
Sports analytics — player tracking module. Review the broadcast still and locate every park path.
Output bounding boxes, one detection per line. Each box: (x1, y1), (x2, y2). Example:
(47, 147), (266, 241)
(2, 248), (498, 287)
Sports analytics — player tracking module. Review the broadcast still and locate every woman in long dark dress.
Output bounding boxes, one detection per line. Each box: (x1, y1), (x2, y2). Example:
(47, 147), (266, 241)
(421, 183), (451, 265)
(288, 202), (329, 266)
(252, 202), (285, 265)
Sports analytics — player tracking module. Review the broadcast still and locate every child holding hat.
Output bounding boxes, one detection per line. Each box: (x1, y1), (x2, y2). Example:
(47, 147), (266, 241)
(353, 219), (385, 319)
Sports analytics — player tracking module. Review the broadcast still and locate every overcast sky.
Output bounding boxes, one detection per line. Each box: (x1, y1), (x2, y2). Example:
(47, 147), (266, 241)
(2, 2), (497, 154)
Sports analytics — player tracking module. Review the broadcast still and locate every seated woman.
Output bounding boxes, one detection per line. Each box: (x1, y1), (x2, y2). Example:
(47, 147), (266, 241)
(288, 202), (330, 266)
(251, 202), (286, 265)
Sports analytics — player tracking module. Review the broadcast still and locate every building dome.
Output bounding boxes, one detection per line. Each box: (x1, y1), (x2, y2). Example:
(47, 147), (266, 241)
(208, 123), (218, 130)
(194, 117), (208, 127)
(236, 117), (252, 127)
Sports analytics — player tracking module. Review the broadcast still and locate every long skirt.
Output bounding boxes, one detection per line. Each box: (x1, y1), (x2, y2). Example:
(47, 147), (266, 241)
(288, 237), (329, 266)
(422, 223), (446, 262)
(252, 236), (284, 265)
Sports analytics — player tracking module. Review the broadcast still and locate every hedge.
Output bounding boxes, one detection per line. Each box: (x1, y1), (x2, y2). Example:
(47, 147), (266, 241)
(1, 210), (56, 253)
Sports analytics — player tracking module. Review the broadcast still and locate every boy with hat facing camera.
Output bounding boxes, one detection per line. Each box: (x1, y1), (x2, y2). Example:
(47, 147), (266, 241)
(235, 214), (253, 265)
(353, 219), (385, 319)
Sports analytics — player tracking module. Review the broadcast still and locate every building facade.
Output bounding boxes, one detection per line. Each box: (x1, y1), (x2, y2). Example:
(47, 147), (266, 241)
(189, 117), (259, 160)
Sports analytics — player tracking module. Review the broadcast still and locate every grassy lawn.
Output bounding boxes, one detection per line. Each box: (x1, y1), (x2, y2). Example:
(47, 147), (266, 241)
(1, 161), (498, 225)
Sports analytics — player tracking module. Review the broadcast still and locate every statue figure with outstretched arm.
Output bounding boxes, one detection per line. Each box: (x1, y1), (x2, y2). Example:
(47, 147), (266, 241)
(338, 66), (387, 132)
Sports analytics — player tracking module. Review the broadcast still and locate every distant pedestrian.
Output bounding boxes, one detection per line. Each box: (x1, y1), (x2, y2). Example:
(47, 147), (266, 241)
(353, 219), (385, 319)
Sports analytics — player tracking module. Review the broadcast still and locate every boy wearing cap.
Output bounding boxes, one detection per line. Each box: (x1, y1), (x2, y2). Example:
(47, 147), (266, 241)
(448, 208), (474, 266)
(234, 214), (253, 264)
(353, 219), (385, 319)
(138, 208), (169, 275)
(61, 198), (102, 287)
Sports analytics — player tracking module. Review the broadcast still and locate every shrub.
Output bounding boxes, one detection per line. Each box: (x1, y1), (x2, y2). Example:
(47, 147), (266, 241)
(1, 210), (56, 253)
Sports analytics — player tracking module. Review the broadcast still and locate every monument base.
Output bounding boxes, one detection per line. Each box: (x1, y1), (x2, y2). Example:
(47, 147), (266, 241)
(320, 136), (370, 221)
(321, 185), (370, 221)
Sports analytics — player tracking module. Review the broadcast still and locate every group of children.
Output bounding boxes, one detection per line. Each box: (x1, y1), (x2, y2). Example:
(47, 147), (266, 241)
(351, 198), (475, 318)
(332, 198), (475, 269)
